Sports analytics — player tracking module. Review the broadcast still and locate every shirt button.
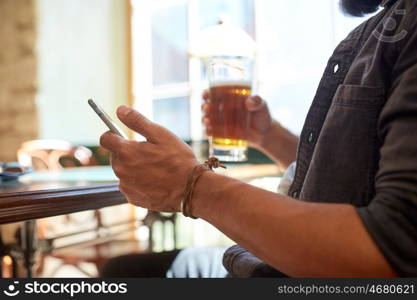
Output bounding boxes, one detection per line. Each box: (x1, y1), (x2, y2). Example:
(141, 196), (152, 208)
(292, 190), (299, 198)
(333, 63), (340, 74)
(307, 131), (315, 144)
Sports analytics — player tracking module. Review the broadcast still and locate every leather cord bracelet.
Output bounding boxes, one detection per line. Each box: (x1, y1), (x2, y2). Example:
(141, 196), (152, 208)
(181, 157), (226, 219)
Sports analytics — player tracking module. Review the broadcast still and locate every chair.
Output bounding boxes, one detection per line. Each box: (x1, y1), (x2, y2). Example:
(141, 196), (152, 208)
(16, 139), (164, 277)
(143, 211), (177, 251)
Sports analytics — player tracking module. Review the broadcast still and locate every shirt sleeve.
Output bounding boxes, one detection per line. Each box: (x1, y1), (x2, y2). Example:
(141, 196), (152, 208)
(277, 161), (296, 196)
(222, 244), (287, 278)
(357, 4), (417, 277)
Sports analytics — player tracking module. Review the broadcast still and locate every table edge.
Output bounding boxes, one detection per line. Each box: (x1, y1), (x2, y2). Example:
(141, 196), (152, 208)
(0, 183), (127, 224)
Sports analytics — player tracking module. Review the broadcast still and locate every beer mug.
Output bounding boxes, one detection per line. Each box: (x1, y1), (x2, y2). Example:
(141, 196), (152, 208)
(207, 56), (254, 162)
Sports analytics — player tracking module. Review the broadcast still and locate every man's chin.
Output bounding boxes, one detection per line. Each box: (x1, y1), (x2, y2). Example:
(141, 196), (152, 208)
(340, 0), (382, 17)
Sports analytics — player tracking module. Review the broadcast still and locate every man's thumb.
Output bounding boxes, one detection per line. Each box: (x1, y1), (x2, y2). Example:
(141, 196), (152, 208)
(117, 105), (160, 142)
(245, 96), (265, 112)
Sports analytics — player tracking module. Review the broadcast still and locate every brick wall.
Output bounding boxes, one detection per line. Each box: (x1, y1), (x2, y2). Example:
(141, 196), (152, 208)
(0, 0), (38, 162)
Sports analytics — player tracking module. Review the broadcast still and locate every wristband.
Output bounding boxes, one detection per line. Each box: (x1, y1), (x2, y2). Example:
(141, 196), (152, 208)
(181, 157), (226, 219)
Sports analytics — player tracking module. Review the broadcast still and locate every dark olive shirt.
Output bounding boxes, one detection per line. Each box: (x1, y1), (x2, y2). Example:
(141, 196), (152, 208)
(224, 0), (417, 277)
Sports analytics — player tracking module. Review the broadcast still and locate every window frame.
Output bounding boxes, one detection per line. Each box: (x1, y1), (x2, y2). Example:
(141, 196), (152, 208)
(130, 0), (204, 141)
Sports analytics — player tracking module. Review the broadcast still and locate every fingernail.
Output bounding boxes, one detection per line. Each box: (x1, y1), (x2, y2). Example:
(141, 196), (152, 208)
(248, 97), (262, 109)
(251, 97), (261, 104)
(118, 105), (131, 116)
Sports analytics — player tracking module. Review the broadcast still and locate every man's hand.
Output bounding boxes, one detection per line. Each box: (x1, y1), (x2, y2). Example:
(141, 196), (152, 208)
(202, 90), (299, 168)
(201, 90), (274, 149)
(100, 105), (199, 212)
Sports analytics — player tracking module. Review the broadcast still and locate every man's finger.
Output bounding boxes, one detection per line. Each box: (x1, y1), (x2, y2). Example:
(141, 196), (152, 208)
(202, 90), (209, 101)
(202, 117), (211, 127)
(100, 131), (124, 153)
(204, 126), (212, 137)
(201, 103), (210, 114)
(116, 105), (166, 143)
(245, 96), (265, 112)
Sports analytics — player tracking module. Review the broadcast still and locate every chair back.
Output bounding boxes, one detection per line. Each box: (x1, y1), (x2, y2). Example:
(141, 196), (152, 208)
(17, 139), (93, 170)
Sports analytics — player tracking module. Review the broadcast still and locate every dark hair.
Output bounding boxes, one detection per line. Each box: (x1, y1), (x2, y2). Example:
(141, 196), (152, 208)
(340, 0), (382, 17)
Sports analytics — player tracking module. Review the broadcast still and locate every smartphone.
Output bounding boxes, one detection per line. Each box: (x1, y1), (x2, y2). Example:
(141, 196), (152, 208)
(88, 99), (128, 139)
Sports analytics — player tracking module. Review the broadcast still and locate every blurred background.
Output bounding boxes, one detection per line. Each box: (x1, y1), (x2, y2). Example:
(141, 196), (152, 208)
(0, 0), (371, 277)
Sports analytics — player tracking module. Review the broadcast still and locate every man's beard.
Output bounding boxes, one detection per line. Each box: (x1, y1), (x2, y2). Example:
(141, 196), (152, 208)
(340, 0), (382, 17)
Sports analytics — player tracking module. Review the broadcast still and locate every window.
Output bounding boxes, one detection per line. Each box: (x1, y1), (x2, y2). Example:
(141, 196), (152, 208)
(130, 0), (367, 140)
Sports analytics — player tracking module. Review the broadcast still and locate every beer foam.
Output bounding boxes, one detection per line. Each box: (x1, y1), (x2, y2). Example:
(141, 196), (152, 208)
(210, 80), (252, 88)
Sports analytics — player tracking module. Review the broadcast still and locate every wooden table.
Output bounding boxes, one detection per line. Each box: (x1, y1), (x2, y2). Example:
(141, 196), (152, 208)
(0, 166), (124, 277)
(0, 164), (279, 277)
(0, 166), (125, 225)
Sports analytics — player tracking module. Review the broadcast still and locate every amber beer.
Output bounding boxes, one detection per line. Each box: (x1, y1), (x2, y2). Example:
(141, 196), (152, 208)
(209, 81), (251, 160)
(206, 56), (254, 161)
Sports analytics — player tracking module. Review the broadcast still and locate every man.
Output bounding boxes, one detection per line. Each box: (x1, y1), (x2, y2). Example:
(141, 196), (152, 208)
(100, 0), (417, 277)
